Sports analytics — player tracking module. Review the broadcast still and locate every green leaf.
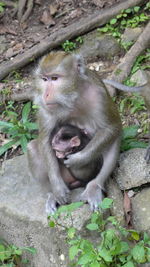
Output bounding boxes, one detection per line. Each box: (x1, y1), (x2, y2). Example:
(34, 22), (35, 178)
(125, 8), (132, 13)
(25, 122), (38, 130)
(134, 6), (140, 12)
(22, 247), (36, 254)
(98, 248), (112, 262)
(122, 126), (138, 140)
(57, 202), (83, 214)
(131, 244), (146, 263)
(130, 230), (140, 241)
(110, 18), (117, 24)
(120, 241), (129, 253)
(143, 232), (150, 243)
(100, 198), (113, 210)
(48, 220), (55, 228)
(121, 19), (127, 25)
(0, 120), (14, 130)
(68, 227), (76, 239)
(77, 253), (93, 265)
(122, 261), (135, 267)
(69, 245), (79, 260)
(20, 136), (28, 153)
(98, 27), (109, 32)
(12, 247), (22, 255)
(86, 223), (99, 231)
(121, 140), (148, 151)
(0, 139), (18, 156)
(22, 102), (31, 123)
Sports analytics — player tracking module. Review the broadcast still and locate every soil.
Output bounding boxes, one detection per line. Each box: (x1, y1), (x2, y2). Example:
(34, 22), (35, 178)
(0, 0), (120, 64)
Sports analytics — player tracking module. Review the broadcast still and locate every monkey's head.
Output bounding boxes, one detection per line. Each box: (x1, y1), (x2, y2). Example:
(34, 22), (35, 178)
(51, 125), (81, 159)
(34, 52), (86, 112)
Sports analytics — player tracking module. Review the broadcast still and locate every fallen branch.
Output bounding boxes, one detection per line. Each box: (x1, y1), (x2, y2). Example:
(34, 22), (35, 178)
(17, 0), (34, 23)
(106, 20), (150, 96)
(2, 0), (17, 7)
(0, 0), (144, 81)
(0, 91), (33, 102)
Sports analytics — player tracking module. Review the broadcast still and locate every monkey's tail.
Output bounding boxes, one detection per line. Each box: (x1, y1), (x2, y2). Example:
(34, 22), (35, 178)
(103, 79), (147, 92)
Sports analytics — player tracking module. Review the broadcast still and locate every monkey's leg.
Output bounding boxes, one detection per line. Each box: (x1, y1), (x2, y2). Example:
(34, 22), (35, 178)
(27, 139), (48, 183)
(27, 139), (71, 213)
(81, 138), (120, 210)
(27, 140), (58, 213)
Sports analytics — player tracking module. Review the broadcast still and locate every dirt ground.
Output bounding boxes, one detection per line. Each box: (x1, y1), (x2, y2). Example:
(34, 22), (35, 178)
(0, 0), (120, 64)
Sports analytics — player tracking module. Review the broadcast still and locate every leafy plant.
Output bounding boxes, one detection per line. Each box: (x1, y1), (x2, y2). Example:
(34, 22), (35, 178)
(121, 125), (148, 151)
(0, 102), (38, 156)
(76, 36), (84, 44)
(0, 1), (6, 13)
(49, 198), (150, 266)
(62, 36), (84, 52)
(11, 71), (23, 83)
(131, 50), (150, 74)
(119, 93), (146, 114)
(62, 40), (76, 52)
(98, 5), (149, 48)
(0, 239), (36, 267)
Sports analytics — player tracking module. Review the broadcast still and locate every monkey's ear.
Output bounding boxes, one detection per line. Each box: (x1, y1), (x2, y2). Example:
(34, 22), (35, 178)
(74, 54), (85, 75)
(70, 136), (81, 147)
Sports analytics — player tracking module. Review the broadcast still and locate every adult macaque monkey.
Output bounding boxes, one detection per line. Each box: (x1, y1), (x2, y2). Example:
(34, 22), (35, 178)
(27, 51), (122, 214)
(51, 124), (102, 189)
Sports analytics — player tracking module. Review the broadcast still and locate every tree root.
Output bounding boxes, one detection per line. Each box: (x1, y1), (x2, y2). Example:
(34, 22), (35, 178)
(106, 20), (150, 96)
(0, 0), (144, 81)
(17, 0), (34, 23)
(2, 0), (17, 7)
(0, 91), (33, 103)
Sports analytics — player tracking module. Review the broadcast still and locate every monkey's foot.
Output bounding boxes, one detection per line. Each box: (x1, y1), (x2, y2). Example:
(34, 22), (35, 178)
(80, 181), (104, 211)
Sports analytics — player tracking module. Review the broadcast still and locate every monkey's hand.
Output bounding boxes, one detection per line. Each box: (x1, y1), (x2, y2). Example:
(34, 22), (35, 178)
(46, 183), (71, 214)
(64, 152), (86, 168)
(80, 180), (104, 211)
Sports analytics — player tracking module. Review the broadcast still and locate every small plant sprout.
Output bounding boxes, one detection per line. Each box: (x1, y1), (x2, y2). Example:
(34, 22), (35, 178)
(0, 102), (38, 156)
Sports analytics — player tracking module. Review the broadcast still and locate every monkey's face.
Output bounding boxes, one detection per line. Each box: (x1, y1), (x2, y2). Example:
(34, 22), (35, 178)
(35, 52), (86, 112)
(51, 127), (81, 159)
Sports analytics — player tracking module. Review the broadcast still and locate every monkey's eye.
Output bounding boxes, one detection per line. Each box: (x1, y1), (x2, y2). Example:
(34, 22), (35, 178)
(62, 133), (71, 140)
(51, 76), (58, 81)
(42, 77), (48, 82)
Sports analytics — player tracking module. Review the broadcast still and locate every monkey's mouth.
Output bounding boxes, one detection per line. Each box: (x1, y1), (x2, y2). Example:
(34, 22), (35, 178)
(55, 149), (72, 159)
(46, 102), (59, 108)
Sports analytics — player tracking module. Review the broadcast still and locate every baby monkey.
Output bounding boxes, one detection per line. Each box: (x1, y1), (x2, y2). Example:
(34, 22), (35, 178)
(51, 124), (103, 189)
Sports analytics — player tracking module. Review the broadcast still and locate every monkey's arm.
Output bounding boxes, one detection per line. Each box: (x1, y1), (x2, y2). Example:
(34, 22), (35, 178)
(41, 133), (70, 203)
(81, 136), (121, 210)
(64, 124), (121, 168)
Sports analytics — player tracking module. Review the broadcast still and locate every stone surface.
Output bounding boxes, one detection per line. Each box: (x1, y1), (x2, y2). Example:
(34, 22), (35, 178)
(115, 148), (150, 190)
(107, 177), (125, 225)
(1, 148), (150, 266)
(77, 30), (122, 61)
(132, 188), (150, 233)
(0, 155), (91, 267)
(121, 27), (143, 43)
(131, 69), (149, 86)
